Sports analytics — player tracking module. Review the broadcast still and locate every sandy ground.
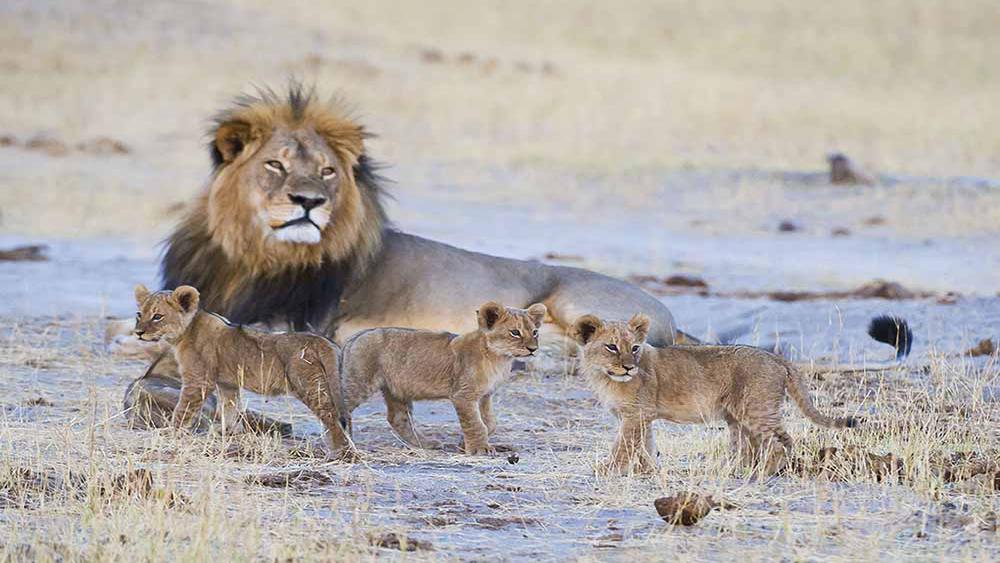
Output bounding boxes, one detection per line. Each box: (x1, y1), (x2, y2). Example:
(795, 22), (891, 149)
(2, 0), (1000, 560)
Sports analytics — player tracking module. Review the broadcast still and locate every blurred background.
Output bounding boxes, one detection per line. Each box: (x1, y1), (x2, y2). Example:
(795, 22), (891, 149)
(0, 0), (998, 339)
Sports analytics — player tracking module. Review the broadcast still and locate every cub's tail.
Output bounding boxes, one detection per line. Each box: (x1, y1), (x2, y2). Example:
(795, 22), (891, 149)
(316, 342), (352, 434)
(782, 359), (860, 429)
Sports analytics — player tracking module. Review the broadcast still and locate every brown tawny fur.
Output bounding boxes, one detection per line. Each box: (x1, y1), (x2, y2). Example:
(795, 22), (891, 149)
(340, 302), (546, 455)
(571, 313), (858, 475)
(133, 284), (356, 458)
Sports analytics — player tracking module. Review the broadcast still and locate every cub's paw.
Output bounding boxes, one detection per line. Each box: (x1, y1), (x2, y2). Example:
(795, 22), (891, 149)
(463, 443), (497, 456)
(327, 447), (363, 464)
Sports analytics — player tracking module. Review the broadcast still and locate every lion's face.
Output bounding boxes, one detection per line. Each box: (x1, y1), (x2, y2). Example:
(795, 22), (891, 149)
(571, 313), (650, 382)
(241, 128), (342, 245)
(477, 302), (547, 358)
(133, 285), (200, 343)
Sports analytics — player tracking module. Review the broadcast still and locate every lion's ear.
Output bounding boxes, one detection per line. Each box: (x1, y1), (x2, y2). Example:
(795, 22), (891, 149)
(134, 284), (151, 306)
(526, 303), (547, 327)
(172, 285), (200, 314)
(212, 119), (253, 165)
(477, 301), (505, 330)
(571, 315), (603, 345)
(627, 313), (651, 342)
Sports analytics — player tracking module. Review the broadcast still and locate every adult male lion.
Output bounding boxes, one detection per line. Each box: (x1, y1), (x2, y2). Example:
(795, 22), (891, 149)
(124, 85), (684, 427)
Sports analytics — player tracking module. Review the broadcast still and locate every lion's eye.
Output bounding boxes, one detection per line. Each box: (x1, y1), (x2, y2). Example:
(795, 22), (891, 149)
(510, 329), (521, 338)
(152, 314), (163, 322)
(605, 344), (619, 353)
(632, 345), (641, 353)
(532, 329), (539, 337)
(135, 312), (141, 319)
(320, 166), (336, 178)
(265, 160), (285, 173)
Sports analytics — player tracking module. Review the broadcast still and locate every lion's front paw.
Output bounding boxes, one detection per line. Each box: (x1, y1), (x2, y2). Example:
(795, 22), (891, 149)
(327, 447), (363, 463)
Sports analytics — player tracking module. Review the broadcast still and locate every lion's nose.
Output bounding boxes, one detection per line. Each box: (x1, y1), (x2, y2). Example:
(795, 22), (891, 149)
(288, 192), (327, 211)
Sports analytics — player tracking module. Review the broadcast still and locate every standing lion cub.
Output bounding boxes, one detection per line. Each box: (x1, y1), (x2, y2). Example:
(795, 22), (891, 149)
(572, 313), (858, 475)
(340, 301), (546, 455)
(133, 284), (356, 459)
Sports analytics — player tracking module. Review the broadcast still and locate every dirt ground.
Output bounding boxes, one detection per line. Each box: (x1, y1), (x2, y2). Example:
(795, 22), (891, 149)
(2, 0), (999, 560)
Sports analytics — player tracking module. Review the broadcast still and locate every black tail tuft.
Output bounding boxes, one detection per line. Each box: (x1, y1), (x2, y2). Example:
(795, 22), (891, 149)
(867, 315), (913, 359)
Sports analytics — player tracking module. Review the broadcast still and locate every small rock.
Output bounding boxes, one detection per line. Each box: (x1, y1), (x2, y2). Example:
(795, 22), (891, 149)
(936, 292), (960, 305)
(851, 279), (916, 299)
(777, 220), (801, 233)
(862, 215), (887, 226)
(76, 136), (130, 155)
(654, 492), (719, 526)
(965, 338), (996, 357)
(22, 397), (53, 407)
(0, 134), (16, 147)
(543, 252), (584, 262)
(25, 135), (69, 157)
(828, 153), (876, 185)
(419, 48), (445, 63)
(663, 274), (709, 288)
(0, 245), (48, 262)
(457, 52), (477, 64)
(507, 453), (520, 465)
(369, 532), (433, 552)
(831, 227), (851, 237)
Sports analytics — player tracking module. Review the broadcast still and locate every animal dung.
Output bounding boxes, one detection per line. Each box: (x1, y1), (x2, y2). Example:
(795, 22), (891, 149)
(0, 244), (48, 262)
(778, 220), (801, 233)
(828, 153), (876, 186)
(654, 492), (719, 526)
(965, 338), (996, 357)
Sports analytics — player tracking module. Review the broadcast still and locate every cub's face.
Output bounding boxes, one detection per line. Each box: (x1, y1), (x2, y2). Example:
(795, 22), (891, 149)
(477, 302), (547, 358)
(238, 128), (343, 245)
(571, 313), (651, 382)
(133, 285), (200, 343)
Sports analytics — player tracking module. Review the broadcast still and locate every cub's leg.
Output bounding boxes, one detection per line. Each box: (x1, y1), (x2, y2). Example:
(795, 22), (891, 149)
(172, 378), (213, 430)
(479, 393), (497, 436)
(452, 398), (494, 455)
(384, 393), (437, 449)
(285, 365), (356, 458)
(724, 410), (757, 468)
(738, 411), (791, 475)
(215, 385), (245, 435)
(604, 417), (656, 475)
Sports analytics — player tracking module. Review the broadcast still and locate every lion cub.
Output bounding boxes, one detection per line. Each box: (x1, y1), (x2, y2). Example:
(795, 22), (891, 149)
(572, 313), (858, 475)
(133, 284), (356, 459)
(340, 301), (546, 455)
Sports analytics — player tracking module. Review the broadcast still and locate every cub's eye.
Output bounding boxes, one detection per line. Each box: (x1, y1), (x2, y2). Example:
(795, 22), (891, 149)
(265, 160), (285, 173)
(532, 329), (539, 337)
(631, 345), (641, 353)
(152, 314), (163, 322)
(605, 344), (619, 353)
(320, 166), (336, 178)
(509, 329), (521, 338)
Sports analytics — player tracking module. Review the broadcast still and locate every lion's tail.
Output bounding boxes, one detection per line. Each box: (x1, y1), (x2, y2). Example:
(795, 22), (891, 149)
(782, 360), (859, 429)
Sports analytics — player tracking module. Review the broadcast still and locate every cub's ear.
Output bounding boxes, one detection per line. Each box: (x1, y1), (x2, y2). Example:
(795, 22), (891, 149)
(571, 315), (603, 345)
(134, 284), (151, 306)
(172, 285), (201, 313)
(477, 301), (505, 330)
(212, 119), (253, 165)
(627, 313), (651, 342)
(526, 303), (547, 327)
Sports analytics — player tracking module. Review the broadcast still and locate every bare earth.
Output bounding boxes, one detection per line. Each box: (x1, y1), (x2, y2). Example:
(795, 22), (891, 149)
(2, 0), (999, 560)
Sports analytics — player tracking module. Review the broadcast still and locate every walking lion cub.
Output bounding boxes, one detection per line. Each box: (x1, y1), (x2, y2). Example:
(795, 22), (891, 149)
(133, 284), (356, 459)
(340, 301), (546, 455)
(571, 313), (858, 475)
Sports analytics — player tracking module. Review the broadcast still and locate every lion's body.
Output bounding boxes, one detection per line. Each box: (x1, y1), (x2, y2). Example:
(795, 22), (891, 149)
(340, 302), (545, 455)
(133, 285), (355, 457)
(571, 314), (857, 475)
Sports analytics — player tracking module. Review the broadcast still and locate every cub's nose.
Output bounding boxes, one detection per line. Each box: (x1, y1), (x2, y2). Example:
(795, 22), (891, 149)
(288, 192), (327, 211)
(622, 364), (635, 373)
(135, 329), (145, 338)
(526, 345), (538, 354)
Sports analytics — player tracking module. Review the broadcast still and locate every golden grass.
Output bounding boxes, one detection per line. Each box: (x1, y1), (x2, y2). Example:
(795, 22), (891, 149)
(1, 0), (999, 238)
(1, 317), (997, 560)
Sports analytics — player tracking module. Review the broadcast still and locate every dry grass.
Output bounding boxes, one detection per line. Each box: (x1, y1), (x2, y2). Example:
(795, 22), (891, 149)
(1, 0), (999, 238)
(1, 317), (997, 560)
